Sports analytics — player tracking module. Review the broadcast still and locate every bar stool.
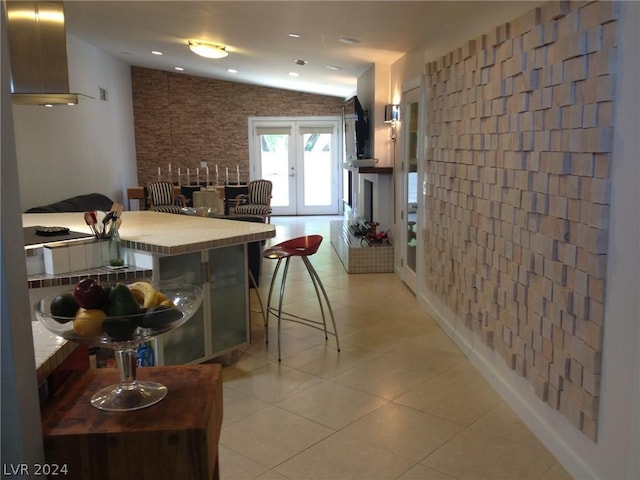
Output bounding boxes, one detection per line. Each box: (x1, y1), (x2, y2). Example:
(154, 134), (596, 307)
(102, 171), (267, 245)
(263, 235), (340, 361)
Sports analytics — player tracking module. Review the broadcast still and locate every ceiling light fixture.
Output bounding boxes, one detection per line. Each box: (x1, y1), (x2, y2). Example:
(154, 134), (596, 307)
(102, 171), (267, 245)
(188, 40), (228, 59)
(152, 50), (163, 56)
(325, 65), (342, 71)
(288, 72), (299, 77)
(174, 66), (184, 71)
(227, 68), (238, 73)
(295, 59), (307, 66)
(287, 33), (301, 38)
(339, 37), (360, 45)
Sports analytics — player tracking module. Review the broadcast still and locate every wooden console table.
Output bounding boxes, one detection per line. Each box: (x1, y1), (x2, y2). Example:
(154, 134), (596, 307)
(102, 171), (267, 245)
(41, 364), (223, 480)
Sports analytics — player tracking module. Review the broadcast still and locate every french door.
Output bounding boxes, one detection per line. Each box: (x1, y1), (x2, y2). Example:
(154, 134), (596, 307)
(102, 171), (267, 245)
(248, 117), (342, 216)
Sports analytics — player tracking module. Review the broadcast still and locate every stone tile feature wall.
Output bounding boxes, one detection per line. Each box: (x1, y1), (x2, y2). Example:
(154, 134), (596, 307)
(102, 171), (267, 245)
(424, 1), (617, 441)
(131, 67), (345, 186)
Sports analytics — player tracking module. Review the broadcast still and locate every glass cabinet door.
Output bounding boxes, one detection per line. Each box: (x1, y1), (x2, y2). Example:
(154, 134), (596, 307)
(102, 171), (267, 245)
(208, 244), (249, 355)
(157, 252), (206, 365)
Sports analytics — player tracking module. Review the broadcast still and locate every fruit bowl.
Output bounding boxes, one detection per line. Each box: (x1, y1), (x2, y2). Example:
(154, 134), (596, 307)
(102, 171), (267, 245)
(34, 282), (202, 412)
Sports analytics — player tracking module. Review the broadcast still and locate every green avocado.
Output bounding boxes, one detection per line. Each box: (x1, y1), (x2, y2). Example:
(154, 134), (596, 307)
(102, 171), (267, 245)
(106, 283), (141, 318)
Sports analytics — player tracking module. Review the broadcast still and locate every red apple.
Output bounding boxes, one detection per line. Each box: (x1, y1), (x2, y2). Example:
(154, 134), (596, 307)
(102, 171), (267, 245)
(73, 278), (107, 309)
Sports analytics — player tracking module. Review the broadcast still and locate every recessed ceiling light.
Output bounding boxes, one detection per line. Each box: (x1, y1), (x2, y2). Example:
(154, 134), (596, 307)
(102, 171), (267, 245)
(188, 40), (229, 59)
(288, 33), (301, 38)
(325, 65), (342, 71)
(152, 50), (163, 55)
(288, 72), (299, 77)
(174, 66), (184, 71)
(227, 68), (238, 73)
(339, 37), (360, 45)
(295, 59), (307, 66)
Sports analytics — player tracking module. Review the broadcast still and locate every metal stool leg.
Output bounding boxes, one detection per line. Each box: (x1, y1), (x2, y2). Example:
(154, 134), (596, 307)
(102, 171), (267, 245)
(265, 257), (284, 344)
(275, 257), (292, 362)
(248, 270), (266, 329)
(302, 256), (340, 352)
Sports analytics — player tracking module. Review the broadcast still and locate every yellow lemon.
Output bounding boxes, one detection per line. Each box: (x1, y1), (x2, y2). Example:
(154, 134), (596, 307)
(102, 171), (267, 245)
(73, 308), (106, 337)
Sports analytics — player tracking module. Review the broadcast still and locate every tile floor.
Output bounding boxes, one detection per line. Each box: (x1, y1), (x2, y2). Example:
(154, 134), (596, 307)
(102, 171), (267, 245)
(216, 216), (573, 480)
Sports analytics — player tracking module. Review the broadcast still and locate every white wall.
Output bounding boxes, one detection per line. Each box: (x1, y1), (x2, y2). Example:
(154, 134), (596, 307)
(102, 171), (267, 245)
(12, 34), (138, 211)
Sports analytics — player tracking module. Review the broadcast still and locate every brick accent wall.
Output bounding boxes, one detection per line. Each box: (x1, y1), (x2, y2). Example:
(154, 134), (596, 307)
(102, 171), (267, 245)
(131, 67), (345, 186)
(424, 0), (617, 441)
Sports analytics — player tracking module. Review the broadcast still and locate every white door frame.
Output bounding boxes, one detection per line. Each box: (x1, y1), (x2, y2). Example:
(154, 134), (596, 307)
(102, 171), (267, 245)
(396, 77), (426, 293)
(248, 116), (343, 216)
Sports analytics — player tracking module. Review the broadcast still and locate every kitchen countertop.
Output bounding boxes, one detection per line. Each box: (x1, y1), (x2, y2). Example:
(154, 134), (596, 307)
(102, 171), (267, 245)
(23, 211), (276, 254)
(25, 210), (276, 384)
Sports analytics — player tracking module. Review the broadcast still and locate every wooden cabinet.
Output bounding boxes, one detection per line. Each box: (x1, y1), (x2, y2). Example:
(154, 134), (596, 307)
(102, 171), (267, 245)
(41, 364), (222, 480)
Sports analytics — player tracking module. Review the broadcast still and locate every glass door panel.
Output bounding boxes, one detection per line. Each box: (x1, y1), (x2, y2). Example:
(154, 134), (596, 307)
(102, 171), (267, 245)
(402, 87), (421, 292)
(258, 130), (295, 214)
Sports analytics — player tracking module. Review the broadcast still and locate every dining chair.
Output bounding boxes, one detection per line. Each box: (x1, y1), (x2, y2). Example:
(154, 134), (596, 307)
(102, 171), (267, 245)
(146, 182), (186, 214)
(233, 179), (273, 223)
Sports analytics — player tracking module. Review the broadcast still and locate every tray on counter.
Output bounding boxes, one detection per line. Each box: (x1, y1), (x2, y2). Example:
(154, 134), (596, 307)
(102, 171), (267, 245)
(23, 226), (94, 247)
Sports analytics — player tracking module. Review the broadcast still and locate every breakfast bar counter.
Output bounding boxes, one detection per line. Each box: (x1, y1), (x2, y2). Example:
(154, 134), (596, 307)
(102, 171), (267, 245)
(23, 210), (275, 254)
(25, 211), (276, 377)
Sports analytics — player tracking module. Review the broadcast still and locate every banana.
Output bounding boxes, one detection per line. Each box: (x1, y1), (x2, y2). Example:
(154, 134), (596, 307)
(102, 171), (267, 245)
(128, 281), (158, 308)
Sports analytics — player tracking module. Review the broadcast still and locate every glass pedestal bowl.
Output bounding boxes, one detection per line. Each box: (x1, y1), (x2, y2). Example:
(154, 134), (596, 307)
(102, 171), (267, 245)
(35, 283), (202, 412)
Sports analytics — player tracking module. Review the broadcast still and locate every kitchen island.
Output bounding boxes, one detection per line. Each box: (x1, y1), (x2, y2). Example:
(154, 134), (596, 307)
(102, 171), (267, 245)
(25, 211), (276, 376)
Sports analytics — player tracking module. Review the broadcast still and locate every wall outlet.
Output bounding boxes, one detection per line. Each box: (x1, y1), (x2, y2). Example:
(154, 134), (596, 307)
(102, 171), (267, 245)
(200, 161), (208, 168)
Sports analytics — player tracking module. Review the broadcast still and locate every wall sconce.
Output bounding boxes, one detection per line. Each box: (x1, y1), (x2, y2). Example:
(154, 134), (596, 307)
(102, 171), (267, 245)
(384, 104), (399, 141)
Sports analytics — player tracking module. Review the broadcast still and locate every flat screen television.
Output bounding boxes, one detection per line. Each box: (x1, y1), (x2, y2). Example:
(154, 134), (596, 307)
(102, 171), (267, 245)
(344, 96), (369, 159)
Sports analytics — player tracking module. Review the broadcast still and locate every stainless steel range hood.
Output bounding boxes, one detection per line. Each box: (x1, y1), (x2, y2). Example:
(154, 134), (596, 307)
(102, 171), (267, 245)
(6, 1), (91, 106)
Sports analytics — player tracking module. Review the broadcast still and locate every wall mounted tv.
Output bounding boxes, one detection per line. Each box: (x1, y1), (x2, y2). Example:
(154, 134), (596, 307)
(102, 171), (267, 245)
(344, 96), (369, 159)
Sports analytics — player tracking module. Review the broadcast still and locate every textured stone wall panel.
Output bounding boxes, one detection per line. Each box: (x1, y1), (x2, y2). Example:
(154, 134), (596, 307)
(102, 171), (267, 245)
(424, 0), (617, 442)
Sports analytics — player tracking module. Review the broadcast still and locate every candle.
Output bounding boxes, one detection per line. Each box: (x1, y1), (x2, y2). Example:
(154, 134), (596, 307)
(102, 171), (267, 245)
(168, 163), (172, 182)
(225, 167), (229, 184)
(158, 167), (161, 176)
(196, 168), (200, 185)
(237, 165), (240, 184)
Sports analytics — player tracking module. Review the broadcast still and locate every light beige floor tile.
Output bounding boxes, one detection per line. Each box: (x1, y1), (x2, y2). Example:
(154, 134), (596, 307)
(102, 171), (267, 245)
(397, 464), (457, 480)
(218, 445), (270, 480)
(274, 431), (415, 480)
(394, 374), (504, 426)
(280, 342), (375, 379)
(342, 402), (463, 461)
(276, 380), (387, 429)
(224, 362), (324, 404)
(421, 428), (557, 480)
(222, 386), (271, 427)
(220, 406), (333, 469)
(255, 470), (292, 480)
(539, 462), (574, 480)
(333, 346), (455, 400)
(468, 402), (548, 450)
